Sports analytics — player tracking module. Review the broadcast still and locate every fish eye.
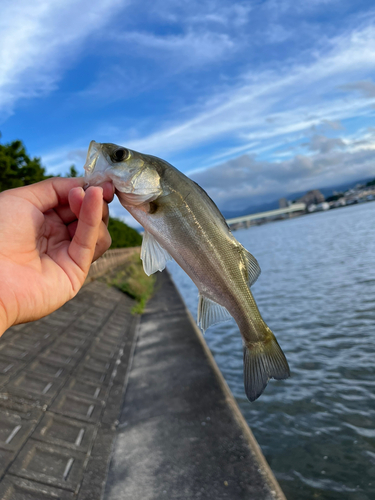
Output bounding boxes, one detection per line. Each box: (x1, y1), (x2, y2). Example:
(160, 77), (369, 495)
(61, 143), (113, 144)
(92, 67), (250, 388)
(113, 148), (129, 162)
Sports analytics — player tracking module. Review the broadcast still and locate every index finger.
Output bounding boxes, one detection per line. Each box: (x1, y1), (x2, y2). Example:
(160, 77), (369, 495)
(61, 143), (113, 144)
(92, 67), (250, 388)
(17, 177), (86, 213)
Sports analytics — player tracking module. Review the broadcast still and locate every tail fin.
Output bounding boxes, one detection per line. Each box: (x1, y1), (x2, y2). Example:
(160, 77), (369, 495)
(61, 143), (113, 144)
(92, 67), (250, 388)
(243, 333), (290, 402)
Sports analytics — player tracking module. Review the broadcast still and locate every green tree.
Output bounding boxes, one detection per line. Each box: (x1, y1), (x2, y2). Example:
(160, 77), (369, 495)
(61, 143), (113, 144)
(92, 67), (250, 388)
(65, 165), (79, 178)
(108, 217), (142, 248)
(0, 136), (49, 191)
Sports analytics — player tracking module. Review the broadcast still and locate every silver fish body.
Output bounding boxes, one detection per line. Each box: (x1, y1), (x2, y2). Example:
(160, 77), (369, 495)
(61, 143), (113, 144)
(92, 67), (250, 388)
(84, 141), (290, 401)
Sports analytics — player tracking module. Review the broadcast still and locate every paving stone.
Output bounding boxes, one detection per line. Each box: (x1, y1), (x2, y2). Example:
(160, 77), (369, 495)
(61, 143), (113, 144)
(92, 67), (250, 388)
(10, 439), (86, 491)
(27, 359), (68, 379)
(97, 329), (125, 345)
(74, 364), (112, 385)
(6, 333), (45, 351)
(5, 372), (64, 404)
(64, 377), (106, 402)
(81, 353), (113, 373)
(0, 343), (31, 361)
(0, 476), (74, 499)
(40, 348), (80, 369)
(0, 407), (40, 476)
(63, 327), (92, 339)
(56, 334), (88, 348)
(0, 355), (25, 387)
(89, 340), (116, 360)
(32, 412), (95, 452)
(0, 398), (42, 422)
(43, 342), (83, 359)
(50, 391), (103, 423)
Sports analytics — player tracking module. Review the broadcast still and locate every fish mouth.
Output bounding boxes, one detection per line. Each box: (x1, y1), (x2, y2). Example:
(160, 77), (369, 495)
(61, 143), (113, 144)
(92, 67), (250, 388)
(83, 140), (101, 174)
(83, 140), (111, 188)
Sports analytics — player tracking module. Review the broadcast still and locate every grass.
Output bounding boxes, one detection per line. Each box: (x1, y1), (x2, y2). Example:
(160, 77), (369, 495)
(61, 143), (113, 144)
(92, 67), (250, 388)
(101, 252), (156, 314)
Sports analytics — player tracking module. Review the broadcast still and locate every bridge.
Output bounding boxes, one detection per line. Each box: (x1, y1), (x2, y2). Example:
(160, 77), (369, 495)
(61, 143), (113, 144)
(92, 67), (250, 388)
(226, 203), (306, 229)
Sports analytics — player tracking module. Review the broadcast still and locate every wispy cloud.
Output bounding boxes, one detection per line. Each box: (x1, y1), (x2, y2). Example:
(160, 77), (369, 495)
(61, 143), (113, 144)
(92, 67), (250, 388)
(119, 22), (375, 160)
(0, 0), (126, 120)
(116, 30), (235, 67)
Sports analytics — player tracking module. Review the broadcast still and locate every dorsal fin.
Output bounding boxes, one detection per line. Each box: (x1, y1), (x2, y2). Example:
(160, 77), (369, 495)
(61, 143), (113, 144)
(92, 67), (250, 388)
(241, 247), (261, 287)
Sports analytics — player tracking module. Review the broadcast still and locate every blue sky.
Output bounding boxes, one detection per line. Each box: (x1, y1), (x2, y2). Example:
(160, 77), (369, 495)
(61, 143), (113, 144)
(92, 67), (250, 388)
(1, 0), (375, 223)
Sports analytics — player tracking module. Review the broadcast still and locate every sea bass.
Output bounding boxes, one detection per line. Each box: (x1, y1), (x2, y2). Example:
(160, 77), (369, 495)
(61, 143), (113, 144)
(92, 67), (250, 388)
(84, 140), (290, 401)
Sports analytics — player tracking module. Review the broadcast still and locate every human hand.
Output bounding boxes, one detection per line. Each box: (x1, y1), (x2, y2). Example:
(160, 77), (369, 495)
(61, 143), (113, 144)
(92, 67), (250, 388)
(0, 177), (114, 334)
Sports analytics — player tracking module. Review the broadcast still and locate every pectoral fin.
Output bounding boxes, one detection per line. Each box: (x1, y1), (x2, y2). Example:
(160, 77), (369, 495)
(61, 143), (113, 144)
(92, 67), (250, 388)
(140, 231), (173, 276)
(242, 247), (261, 287)
(197, 295), (232, 333)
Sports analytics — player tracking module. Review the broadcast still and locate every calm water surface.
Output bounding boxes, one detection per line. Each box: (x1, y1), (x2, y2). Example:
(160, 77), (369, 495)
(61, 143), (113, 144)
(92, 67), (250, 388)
(168, 202), (375, 500)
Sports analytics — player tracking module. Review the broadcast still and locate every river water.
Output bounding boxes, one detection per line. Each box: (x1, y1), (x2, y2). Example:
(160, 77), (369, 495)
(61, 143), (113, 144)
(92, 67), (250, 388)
(167, 202), (375, 500)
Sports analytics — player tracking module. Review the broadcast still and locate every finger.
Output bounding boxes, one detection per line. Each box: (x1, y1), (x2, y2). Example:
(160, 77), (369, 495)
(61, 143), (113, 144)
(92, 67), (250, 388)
(67, 201), (108, 238)
(93, 221), (112, 261)
(68, 186), (103, 274)
(102, 202), (109, 226)
(70, 187), (108, 223)
(68, 187), (85, 219)
(102, 181), (115, 203)
(18, 177), (85, 213)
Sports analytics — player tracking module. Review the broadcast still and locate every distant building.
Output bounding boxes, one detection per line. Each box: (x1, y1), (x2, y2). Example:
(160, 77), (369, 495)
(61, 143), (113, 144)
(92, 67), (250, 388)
(278, 197), (289, 208)
(296, 190), (325, 207)
(315, 202), (330, 211)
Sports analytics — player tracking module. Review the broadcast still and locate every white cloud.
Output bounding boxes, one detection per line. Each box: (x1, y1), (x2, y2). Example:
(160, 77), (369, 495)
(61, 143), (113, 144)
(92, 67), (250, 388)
(0, 0), (126, 120)
(116, 29), (235, 66)
(192, 138), (375, 210)
(118, 22), (375, 161)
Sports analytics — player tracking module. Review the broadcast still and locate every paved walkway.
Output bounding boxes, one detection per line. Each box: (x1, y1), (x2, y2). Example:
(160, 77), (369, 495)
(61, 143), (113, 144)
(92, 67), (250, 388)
(0, 272), (286, 500)
(0, 281), (138, 499)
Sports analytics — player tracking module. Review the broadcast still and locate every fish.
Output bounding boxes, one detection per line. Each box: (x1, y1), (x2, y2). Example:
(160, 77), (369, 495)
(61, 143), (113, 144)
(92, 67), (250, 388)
(83, 140), (290, 401)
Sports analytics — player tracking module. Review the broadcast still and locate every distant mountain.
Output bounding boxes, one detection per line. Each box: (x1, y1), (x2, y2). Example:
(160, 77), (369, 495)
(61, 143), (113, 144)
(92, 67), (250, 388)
(221, 177), (374, 219)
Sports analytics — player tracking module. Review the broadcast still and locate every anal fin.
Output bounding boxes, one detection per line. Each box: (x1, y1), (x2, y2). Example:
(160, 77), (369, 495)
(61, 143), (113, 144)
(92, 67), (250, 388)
(197, 295), (232, 333)
(140, 231), (173, 276)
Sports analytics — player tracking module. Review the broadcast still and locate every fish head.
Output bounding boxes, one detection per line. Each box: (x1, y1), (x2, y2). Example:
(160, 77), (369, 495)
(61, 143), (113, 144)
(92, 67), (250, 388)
(84, 140), (162, 205)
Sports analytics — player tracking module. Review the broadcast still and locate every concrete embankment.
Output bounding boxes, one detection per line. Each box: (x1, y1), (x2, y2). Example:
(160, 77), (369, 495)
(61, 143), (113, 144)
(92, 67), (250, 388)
(0, 260), (286, 500)
(104, 271), (286, 500)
